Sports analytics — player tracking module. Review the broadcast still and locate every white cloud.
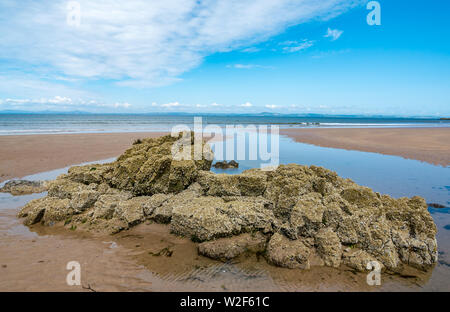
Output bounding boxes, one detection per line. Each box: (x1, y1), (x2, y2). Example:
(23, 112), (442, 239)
(241, 102), (253, 107)
(265, 104), (278, 109)
(0, 96), (133, 111)
(227, 64), (273, 69)
(0, 0), (361, 87)
(324, 27), (343, 41)
(0, 74), (92, 100)
(4, 98), (31, 105)
(210, 102), (221, 107)
(96, 102), (132, 109)
(161, 101), (181, 108)
(4, 96), (72, 105)
(47, 96), (73, 104)
(282, 40), (314, 53)
(230, 64), (255, 69)
(241, 47), (260, 53)
(114, 102), (132, 108)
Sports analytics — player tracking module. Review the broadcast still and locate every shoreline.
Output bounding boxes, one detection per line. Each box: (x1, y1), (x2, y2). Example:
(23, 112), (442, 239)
(280, 127), (450, 167)
(0, 132), (167, 183)
(1, 127), (449, 183)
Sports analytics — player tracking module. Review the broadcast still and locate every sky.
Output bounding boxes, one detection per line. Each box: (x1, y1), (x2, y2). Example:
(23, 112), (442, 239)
(0, 0), (449, 116)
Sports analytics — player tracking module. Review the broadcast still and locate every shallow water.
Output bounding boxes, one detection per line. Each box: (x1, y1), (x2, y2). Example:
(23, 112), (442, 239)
(0, 135), (449, 291)
(212, 135), (449, 207)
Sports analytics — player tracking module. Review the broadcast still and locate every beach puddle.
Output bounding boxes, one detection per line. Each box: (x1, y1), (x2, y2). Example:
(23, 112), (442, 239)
(0, 137), (449, 291)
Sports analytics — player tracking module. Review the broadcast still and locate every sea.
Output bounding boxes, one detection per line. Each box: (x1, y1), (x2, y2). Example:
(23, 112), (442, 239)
(0, 113), (449, 135)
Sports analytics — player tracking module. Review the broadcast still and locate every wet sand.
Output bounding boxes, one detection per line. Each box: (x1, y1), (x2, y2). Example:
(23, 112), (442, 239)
(0, 132), (166, 182)
(281, 128), (450, 167)
(0, 171), (448, 292)
(0, 204), (439, 292)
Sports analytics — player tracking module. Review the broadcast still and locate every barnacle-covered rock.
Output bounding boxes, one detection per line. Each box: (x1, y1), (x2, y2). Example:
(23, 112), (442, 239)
(0, 180), (47, 195)
(16, 133), (438, 274)
(198, 232), (267, 261)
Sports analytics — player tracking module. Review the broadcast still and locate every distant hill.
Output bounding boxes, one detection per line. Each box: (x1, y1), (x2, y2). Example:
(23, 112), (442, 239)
(0, 109), (445, 120)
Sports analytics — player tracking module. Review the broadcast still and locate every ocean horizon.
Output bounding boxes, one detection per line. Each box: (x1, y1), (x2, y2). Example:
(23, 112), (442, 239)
(1, 113), (449, 135)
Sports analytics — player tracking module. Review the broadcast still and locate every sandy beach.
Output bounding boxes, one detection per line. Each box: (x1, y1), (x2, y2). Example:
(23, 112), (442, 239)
(0, 203), (438, 292)
(281, 127), (450, 167)
(1, 128), (448, 183)
(0, 132), (167, 183)
(1, 128), (449, 292)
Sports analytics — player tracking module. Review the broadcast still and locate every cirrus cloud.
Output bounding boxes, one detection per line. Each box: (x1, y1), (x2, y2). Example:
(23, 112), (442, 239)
(0, 0), (362, 88)
(281, 40), (314, 53)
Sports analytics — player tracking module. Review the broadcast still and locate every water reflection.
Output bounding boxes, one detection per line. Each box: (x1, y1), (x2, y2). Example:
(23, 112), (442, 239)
(211, 135), (450, 206)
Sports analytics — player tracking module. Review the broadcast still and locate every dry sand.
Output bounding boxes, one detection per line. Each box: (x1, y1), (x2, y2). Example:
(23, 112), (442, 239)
(0, 132), (166, 183)
(281, 127), (450, 167)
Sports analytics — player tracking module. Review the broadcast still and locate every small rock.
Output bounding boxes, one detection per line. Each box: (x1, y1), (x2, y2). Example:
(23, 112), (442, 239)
(0, 180), (47, 195)
(315, 228), (342, 268)
(198, 232), (267, 261)
(427, 203), (447, 209)
(342, 248), (383, 272)
(266, 233), (312, 269)
(149, 247), (173, 257)
(213, 160), (239, 169)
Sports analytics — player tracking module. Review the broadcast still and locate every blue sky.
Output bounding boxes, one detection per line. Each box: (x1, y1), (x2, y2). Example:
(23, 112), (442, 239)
(0, 0), (449, 116)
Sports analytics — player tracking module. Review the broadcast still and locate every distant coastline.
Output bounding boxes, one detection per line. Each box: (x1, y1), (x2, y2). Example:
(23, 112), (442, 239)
(0, 110), (447, 120)
(0, 113), (449, 136)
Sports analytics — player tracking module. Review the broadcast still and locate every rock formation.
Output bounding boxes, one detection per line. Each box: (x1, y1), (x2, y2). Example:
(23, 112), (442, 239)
(213, 160), (239, 169)
(0, 180), (48, 195)
(17, 132), (438, 273)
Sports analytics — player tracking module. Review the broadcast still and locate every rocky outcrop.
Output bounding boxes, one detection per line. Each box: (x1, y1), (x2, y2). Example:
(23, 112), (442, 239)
(0, 180), (47, 195)
(18, 197), (71, 226)
(213, 160), (239, 169)
(17, 133), (438, 274)
(109, 132), (213, 195)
